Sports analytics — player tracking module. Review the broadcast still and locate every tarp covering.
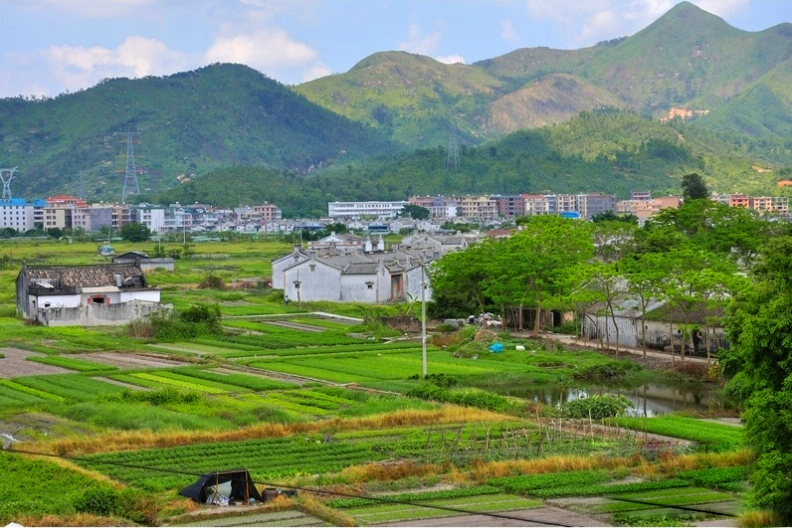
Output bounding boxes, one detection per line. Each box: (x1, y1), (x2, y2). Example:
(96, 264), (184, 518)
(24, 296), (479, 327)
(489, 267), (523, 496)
(179, 469), (264, 504)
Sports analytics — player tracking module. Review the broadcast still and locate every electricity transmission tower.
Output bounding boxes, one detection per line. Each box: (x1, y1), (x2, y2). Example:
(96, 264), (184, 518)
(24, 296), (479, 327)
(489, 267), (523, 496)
(121, 132), (140, 203)
(446, 127), (459, 171)
(78, 170), (85, 200)
(0, 166), (18, 200)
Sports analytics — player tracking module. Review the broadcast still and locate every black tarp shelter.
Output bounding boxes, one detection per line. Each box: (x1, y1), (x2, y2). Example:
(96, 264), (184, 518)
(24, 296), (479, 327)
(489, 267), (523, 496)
(179, 469), (264, 504)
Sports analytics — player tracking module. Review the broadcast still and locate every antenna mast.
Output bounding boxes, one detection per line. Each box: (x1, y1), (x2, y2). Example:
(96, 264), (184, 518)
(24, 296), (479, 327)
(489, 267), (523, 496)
(0, 167), (18, 199)
(121, 132), (140, 203)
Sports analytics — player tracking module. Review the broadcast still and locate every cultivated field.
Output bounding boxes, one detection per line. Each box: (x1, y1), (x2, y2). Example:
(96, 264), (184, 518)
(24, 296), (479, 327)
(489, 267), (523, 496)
(0, 239), (748, 527)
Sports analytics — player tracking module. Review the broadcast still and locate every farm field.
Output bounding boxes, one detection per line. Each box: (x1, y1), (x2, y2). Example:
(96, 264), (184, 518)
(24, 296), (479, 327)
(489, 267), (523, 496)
(0, 239), (751, 527)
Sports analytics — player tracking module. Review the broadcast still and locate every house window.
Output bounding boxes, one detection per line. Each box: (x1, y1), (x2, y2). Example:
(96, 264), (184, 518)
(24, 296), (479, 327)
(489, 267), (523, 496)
(310, 264), (316, 272)
(366, 282), (374, 290)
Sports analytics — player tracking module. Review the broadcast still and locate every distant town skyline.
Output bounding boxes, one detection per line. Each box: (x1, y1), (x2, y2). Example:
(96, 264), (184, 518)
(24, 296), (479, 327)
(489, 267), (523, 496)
(1, 0), (790, 99)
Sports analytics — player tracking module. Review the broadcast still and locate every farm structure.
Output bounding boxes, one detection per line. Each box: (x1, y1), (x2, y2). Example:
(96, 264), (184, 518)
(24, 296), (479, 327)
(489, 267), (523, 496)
(112, 251), (175, 272)
(15, 262), (170, 326)
(582, 298), (729, 353)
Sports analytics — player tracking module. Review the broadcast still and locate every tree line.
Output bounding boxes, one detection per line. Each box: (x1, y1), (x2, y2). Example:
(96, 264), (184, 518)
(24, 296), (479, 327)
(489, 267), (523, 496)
(428, 194), (792, 522)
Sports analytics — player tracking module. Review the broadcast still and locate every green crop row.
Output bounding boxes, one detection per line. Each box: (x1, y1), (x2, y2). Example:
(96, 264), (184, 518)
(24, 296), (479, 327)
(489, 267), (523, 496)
(531, 478), (691, 498)
(27, 355), (118, 373)
(13, 374), (127, 401)
(217, 342), (421, 358)
(173, 368), (295, 391)
(249, 361), (374, 383)
(489, 469), (612, 494)
(592, 491), (735, 513)
(128, 373), (228, 394)
(0, 379), (63, 401)
(147, 371), (249, 392)
(327, 485), (502, 508)
(344, 494), (542, 523)
(607, 416), (743, 448)
(675, 466), (750, 488)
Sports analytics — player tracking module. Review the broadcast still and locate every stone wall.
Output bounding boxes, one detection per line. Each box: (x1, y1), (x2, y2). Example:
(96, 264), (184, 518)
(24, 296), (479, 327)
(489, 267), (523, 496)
(37, 300), (172, 327)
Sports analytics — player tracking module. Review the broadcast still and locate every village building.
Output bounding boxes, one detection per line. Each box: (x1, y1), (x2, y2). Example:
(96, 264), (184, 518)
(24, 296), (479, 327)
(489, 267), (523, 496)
(16, 262), (169, 326)
(112, 251), (175, 272)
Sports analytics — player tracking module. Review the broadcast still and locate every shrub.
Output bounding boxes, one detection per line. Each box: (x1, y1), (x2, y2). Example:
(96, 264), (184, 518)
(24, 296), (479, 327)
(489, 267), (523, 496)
(563, 395), (632, 419)
(73, 488), (120, 517)
(573, 362), (638, 382)
(119, 387), (203, 405)
(148, 303), (222, 340)
(198, 275), (226, 290)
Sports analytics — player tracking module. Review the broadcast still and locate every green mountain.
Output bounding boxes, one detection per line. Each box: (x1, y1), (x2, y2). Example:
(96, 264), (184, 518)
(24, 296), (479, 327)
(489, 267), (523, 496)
(0, 64), (397, 200)
(296, 2), (792, 148)
(154, 109), (792, 217)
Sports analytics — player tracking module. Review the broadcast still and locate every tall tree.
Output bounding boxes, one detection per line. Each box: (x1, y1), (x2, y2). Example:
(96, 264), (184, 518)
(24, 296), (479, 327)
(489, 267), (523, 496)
(681, 172), (709, 200)
(724, 237), (792, 524)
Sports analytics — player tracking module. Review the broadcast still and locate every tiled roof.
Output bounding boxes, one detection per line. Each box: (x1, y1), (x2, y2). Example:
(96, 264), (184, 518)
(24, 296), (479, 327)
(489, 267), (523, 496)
(22, 264), (147, 289)
(343, 263), (380, 275)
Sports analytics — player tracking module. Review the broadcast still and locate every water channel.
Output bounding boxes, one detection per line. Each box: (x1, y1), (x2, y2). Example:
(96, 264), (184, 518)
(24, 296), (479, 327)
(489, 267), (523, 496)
(496, 383), (732, 417)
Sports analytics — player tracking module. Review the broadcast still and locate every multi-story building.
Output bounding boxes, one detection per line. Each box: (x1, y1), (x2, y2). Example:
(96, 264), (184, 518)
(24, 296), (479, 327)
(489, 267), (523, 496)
(631, 191), (652, 202)
(328, 201), (409, 219)
(0, 198), (40, 232)
(522, 194), (551, 216)
(493, 195), (525, 218)
(730, 194), (750, 208)
(579, 193), (616, 219)
(749, 196), (789, 214)
(253, 202), (282, 222)
(135, 204), (167, 233)
(459, 195), (498, 220)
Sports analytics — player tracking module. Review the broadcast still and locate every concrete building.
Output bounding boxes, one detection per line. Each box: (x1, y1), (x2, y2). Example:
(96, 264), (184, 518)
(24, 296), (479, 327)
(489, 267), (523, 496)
(328, 201), (408, 219)
(0, 198), (41, 232)
(523, 194), (551, 216)
(459, 195), (498, 220)
(494, 195), (525, 218)
(16, 262), (168, 326)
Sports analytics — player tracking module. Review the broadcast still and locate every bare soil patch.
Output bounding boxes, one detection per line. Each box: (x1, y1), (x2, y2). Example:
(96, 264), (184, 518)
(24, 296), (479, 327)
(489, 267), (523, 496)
(87, 352), (193, 369)
(0, 347), (72, 378)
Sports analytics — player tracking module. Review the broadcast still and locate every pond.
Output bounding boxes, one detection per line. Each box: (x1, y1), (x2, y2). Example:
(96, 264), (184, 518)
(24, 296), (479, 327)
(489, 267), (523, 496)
(496, 383), (731, 417)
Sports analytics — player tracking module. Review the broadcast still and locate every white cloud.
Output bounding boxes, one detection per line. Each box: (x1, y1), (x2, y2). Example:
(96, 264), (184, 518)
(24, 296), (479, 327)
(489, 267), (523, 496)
(41, 36), (188, 92)
(500, 19), (520, 43)
(398, 24), (441, 55)
(206, 29), (318, 70)
(301, 63), (332, 82)
(693, 0), (750, 17)
(436, 55), (466, 65)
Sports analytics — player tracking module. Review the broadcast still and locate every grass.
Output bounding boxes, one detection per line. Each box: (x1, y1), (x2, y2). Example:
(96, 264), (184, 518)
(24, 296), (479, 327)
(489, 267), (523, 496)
(0, 450), (120, 524)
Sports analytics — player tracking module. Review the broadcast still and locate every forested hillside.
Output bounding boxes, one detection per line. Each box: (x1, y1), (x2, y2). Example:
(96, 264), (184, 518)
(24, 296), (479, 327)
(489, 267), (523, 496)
(0, 64), (397, 200)
(296, 2), (792, 148)
(152, 110), (792, 217)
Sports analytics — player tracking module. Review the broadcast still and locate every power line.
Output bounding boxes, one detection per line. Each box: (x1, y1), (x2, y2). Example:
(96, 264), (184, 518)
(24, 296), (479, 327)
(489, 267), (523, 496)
(4, 447), (572, 526)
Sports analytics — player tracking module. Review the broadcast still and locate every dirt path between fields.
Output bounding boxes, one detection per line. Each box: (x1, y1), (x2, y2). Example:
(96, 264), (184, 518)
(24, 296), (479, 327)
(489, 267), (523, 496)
(0, 347), (71, 378)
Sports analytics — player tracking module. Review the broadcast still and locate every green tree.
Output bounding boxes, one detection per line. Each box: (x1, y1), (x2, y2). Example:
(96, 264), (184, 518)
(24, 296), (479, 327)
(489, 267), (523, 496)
(120, 222), (151, 242)
(681, 172), (708, 200)
(46, 227), (63, 239)
(724, 237), (792, 524)
(400, 204), (431, 220)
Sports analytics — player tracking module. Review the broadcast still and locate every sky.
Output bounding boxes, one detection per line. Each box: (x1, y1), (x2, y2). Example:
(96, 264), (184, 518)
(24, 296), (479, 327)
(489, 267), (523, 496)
(0, 0), (790, 98)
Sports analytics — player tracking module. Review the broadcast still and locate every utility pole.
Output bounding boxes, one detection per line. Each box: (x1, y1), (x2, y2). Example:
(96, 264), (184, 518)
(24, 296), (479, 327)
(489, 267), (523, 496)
(421, 261), (428, 377)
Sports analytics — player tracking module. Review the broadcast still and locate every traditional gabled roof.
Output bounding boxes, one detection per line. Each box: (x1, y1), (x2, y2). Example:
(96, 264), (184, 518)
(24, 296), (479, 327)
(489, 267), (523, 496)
(342, 262), (380, 275)
(20, 263), (147, 289)
(113, 251), (150, 260)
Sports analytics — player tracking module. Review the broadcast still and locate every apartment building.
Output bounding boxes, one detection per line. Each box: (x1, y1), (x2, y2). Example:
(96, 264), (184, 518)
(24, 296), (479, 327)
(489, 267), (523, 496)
(523, 194), (551, 216)
(459, 195), (498, 220)
(328, 201), (409, 219)
(0, 198), (41, 232)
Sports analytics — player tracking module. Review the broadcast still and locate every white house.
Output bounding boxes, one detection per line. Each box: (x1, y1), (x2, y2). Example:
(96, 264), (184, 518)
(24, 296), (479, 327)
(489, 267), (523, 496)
(16, 263), (169, 326)
(277, 251), (433, 304)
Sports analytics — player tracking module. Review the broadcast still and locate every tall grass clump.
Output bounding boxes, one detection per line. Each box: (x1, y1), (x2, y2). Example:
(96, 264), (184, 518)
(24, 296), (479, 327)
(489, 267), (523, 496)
(130, 303), (222, 341)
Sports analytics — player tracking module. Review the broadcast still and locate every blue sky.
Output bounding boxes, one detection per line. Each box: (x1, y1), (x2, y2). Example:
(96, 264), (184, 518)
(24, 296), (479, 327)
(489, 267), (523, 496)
(0, 0), (789, 98)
